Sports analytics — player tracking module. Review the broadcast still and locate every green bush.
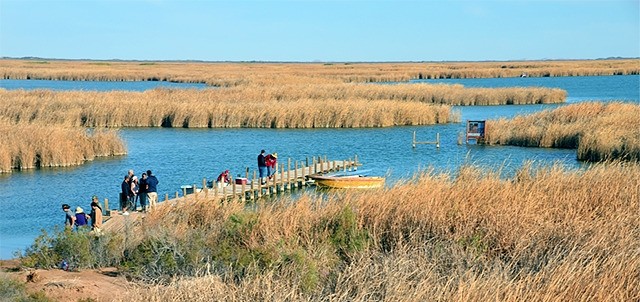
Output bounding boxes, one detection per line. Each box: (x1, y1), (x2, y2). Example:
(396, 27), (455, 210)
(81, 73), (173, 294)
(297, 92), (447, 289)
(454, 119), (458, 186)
(21, 228), (123, 269)
(0, 273), (54, 302)
(326, 206), (370, 260)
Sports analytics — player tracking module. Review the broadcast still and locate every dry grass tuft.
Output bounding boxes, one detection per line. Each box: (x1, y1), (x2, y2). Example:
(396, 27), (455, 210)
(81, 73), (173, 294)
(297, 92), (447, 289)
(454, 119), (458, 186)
(0, 121), (126, 173)
(486, 102), (640, 161)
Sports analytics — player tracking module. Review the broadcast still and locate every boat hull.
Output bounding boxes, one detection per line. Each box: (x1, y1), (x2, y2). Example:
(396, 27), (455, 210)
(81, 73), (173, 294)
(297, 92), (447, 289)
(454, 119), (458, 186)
(310, 175), (385, 189)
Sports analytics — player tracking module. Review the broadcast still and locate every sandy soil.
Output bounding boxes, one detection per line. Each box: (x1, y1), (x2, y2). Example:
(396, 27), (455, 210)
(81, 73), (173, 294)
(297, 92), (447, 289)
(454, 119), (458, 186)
(1, 259), (134, 302)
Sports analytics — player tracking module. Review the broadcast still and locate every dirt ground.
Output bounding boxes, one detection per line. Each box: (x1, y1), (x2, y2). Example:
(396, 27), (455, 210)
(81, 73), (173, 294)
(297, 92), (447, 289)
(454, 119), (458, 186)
(1, 259), (134, 302)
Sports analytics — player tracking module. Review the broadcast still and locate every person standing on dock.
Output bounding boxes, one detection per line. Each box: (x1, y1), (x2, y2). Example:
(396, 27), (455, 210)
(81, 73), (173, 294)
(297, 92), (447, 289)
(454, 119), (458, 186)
(138, 173), (148, 212)
(146, 170), (159, 209)
(90, 198), (103, 235)
(128, 170), (139, 211)
(258, 150), (267, 184)
(120, 175), (132, 215)
(265, 152), (278, 181)
(62, 204), (75, 229)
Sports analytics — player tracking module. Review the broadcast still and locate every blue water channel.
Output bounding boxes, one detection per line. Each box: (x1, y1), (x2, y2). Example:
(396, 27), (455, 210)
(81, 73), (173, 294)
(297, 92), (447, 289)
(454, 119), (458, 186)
(0, 75), (638, 259)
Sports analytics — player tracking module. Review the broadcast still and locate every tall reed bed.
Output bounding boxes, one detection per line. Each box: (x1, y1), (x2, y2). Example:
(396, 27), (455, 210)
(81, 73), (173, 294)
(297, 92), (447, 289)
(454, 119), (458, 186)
(486, 102), (640, 161)
(1, 59), (638, 85)
(0, 88), (458, 128)
(0, 122), (126, 173)
(22, 162), (640, 301)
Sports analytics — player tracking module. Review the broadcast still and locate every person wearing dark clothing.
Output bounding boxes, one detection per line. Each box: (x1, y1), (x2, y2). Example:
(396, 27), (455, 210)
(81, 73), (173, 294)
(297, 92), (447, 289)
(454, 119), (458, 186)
(138, 173), (148, 212)
(257, 150), (267, 184)
(146, 170), (159, 209)
(120, 175), (132, 214)
(74, 207), (89, 229)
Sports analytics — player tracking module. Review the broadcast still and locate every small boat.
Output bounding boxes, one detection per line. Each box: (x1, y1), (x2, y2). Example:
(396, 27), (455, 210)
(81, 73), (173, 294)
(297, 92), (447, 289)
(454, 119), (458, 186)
(309, 175), (385, 189)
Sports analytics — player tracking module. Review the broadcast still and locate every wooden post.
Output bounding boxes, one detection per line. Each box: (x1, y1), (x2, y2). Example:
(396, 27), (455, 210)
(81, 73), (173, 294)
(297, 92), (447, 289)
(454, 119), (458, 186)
(279, 163), (284, 192)
(436, 132), (440, 148)
(241, 182), (246, 202)
(287, 158), (291, 190)
(214, 181), (218, 198)
(355, 154), (358, 166)
(104, 198), (109, 216)
(294, 161), (299, 189)
(313, 157), (317, 174)
(253, 170), (257, 199)
(175, 191), (179, 199)
(222, 182), (226, 198)
(232, 176), (237, 200)
(252, 171), (256, 200)
(203, 178), (208, 198)
(193, 184), (198, 200)
(164, 193), (168, 201)
(412, 130), (417, 148)
(182, 186), (187, 197)
(344, 159), (347, 172)
(245, 167), (249, 179)
(349, 157), (353, 171)
(257, 171), (262, 198)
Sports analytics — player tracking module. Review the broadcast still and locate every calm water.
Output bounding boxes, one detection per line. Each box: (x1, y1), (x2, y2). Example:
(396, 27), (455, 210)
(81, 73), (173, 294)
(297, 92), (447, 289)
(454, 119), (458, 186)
(0, 75), (638, 259)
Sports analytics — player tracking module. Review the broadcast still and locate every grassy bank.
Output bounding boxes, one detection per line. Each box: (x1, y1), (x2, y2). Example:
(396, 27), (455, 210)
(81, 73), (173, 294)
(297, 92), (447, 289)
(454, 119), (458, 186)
(486, 102), (640, 161)
(0, 122), (126, 173)
(0, 88), (460, 128)
(20, 162), (640, 301)
(1, 59), (638, 84)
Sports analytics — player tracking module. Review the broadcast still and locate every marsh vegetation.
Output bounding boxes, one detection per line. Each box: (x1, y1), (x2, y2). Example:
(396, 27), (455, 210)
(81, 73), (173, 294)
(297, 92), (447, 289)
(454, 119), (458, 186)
(486, 102), (640, 161)
(19, 162), (639, 301)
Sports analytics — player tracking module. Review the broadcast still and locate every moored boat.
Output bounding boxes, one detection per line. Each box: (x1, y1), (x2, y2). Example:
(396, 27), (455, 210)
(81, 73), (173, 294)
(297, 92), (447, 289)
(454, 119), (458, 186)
(309, 175), (385, 189)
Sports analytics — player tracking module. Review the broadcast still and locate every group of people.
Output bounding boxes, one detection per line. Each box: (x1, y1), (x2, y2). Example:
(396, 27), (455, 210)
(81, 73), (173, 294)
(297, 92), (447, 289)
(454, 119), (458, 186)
(120, 169), (159, 214)
(257, 150), (278, 184)
(62, 195), (103, 234)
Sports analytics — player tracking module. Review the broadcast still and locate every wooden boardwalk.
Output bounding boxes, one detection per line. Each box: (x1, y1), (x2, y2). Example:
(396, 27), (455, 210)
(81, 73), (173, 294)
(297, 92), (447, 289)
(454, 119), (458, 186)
(102, 155), (360, 233)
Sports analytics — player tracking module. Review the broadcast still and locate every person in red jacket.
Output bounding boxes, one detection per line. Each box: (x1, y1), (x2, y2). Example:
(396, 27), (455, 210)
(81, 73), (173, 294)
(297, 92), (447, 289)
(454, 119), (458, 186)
(217, 170), (230, 186)
(265, 153), (278, 181)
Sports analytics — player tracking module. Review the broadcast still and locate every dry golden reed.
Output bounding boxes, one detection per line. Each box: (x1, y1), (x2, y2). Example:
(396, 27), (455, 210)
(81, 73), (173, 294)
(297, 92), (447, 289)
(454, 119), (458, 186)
(111, 161), (639, 301)
(486, 102), (640, 161)
(1, 59), (638, 84)
(0, 88), (459, 128)
(0, 122), (126, 173)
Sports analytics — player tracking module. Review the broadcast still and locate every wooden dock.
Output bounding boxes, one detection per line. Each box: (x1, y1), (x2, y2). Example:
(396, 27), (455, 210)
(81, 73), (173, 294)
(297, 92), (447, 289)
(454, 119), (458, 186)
(101, 155), (360, 233)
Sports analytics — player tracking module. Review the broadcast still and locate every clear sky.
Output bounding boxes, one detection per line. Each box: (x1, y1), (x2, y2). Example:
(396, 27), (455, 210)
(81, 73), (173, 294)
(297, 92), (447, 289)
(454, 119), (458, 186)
(0, 0), (638, 62)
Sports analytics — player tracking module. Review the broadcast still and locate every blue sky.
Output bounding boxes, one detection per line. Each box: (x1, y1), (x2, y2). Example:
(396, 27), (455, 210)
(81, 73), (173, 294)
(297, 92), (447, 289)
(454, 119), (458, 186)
(0, 0), (638, 61)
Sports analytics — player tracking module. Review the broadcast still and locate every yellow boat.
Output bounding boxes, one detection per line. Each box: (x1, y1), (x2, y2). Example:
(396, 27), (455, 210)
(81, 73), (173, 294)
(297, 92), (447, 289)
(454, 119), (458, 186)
(309, 175), (385, 189)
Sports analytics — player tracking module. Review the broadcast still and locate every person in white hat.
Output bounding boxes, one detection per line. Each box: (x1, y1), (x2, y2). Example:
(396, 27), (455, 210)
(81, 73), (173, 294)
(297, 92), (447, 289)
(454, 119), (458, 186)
(74, 206), (89, 229)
